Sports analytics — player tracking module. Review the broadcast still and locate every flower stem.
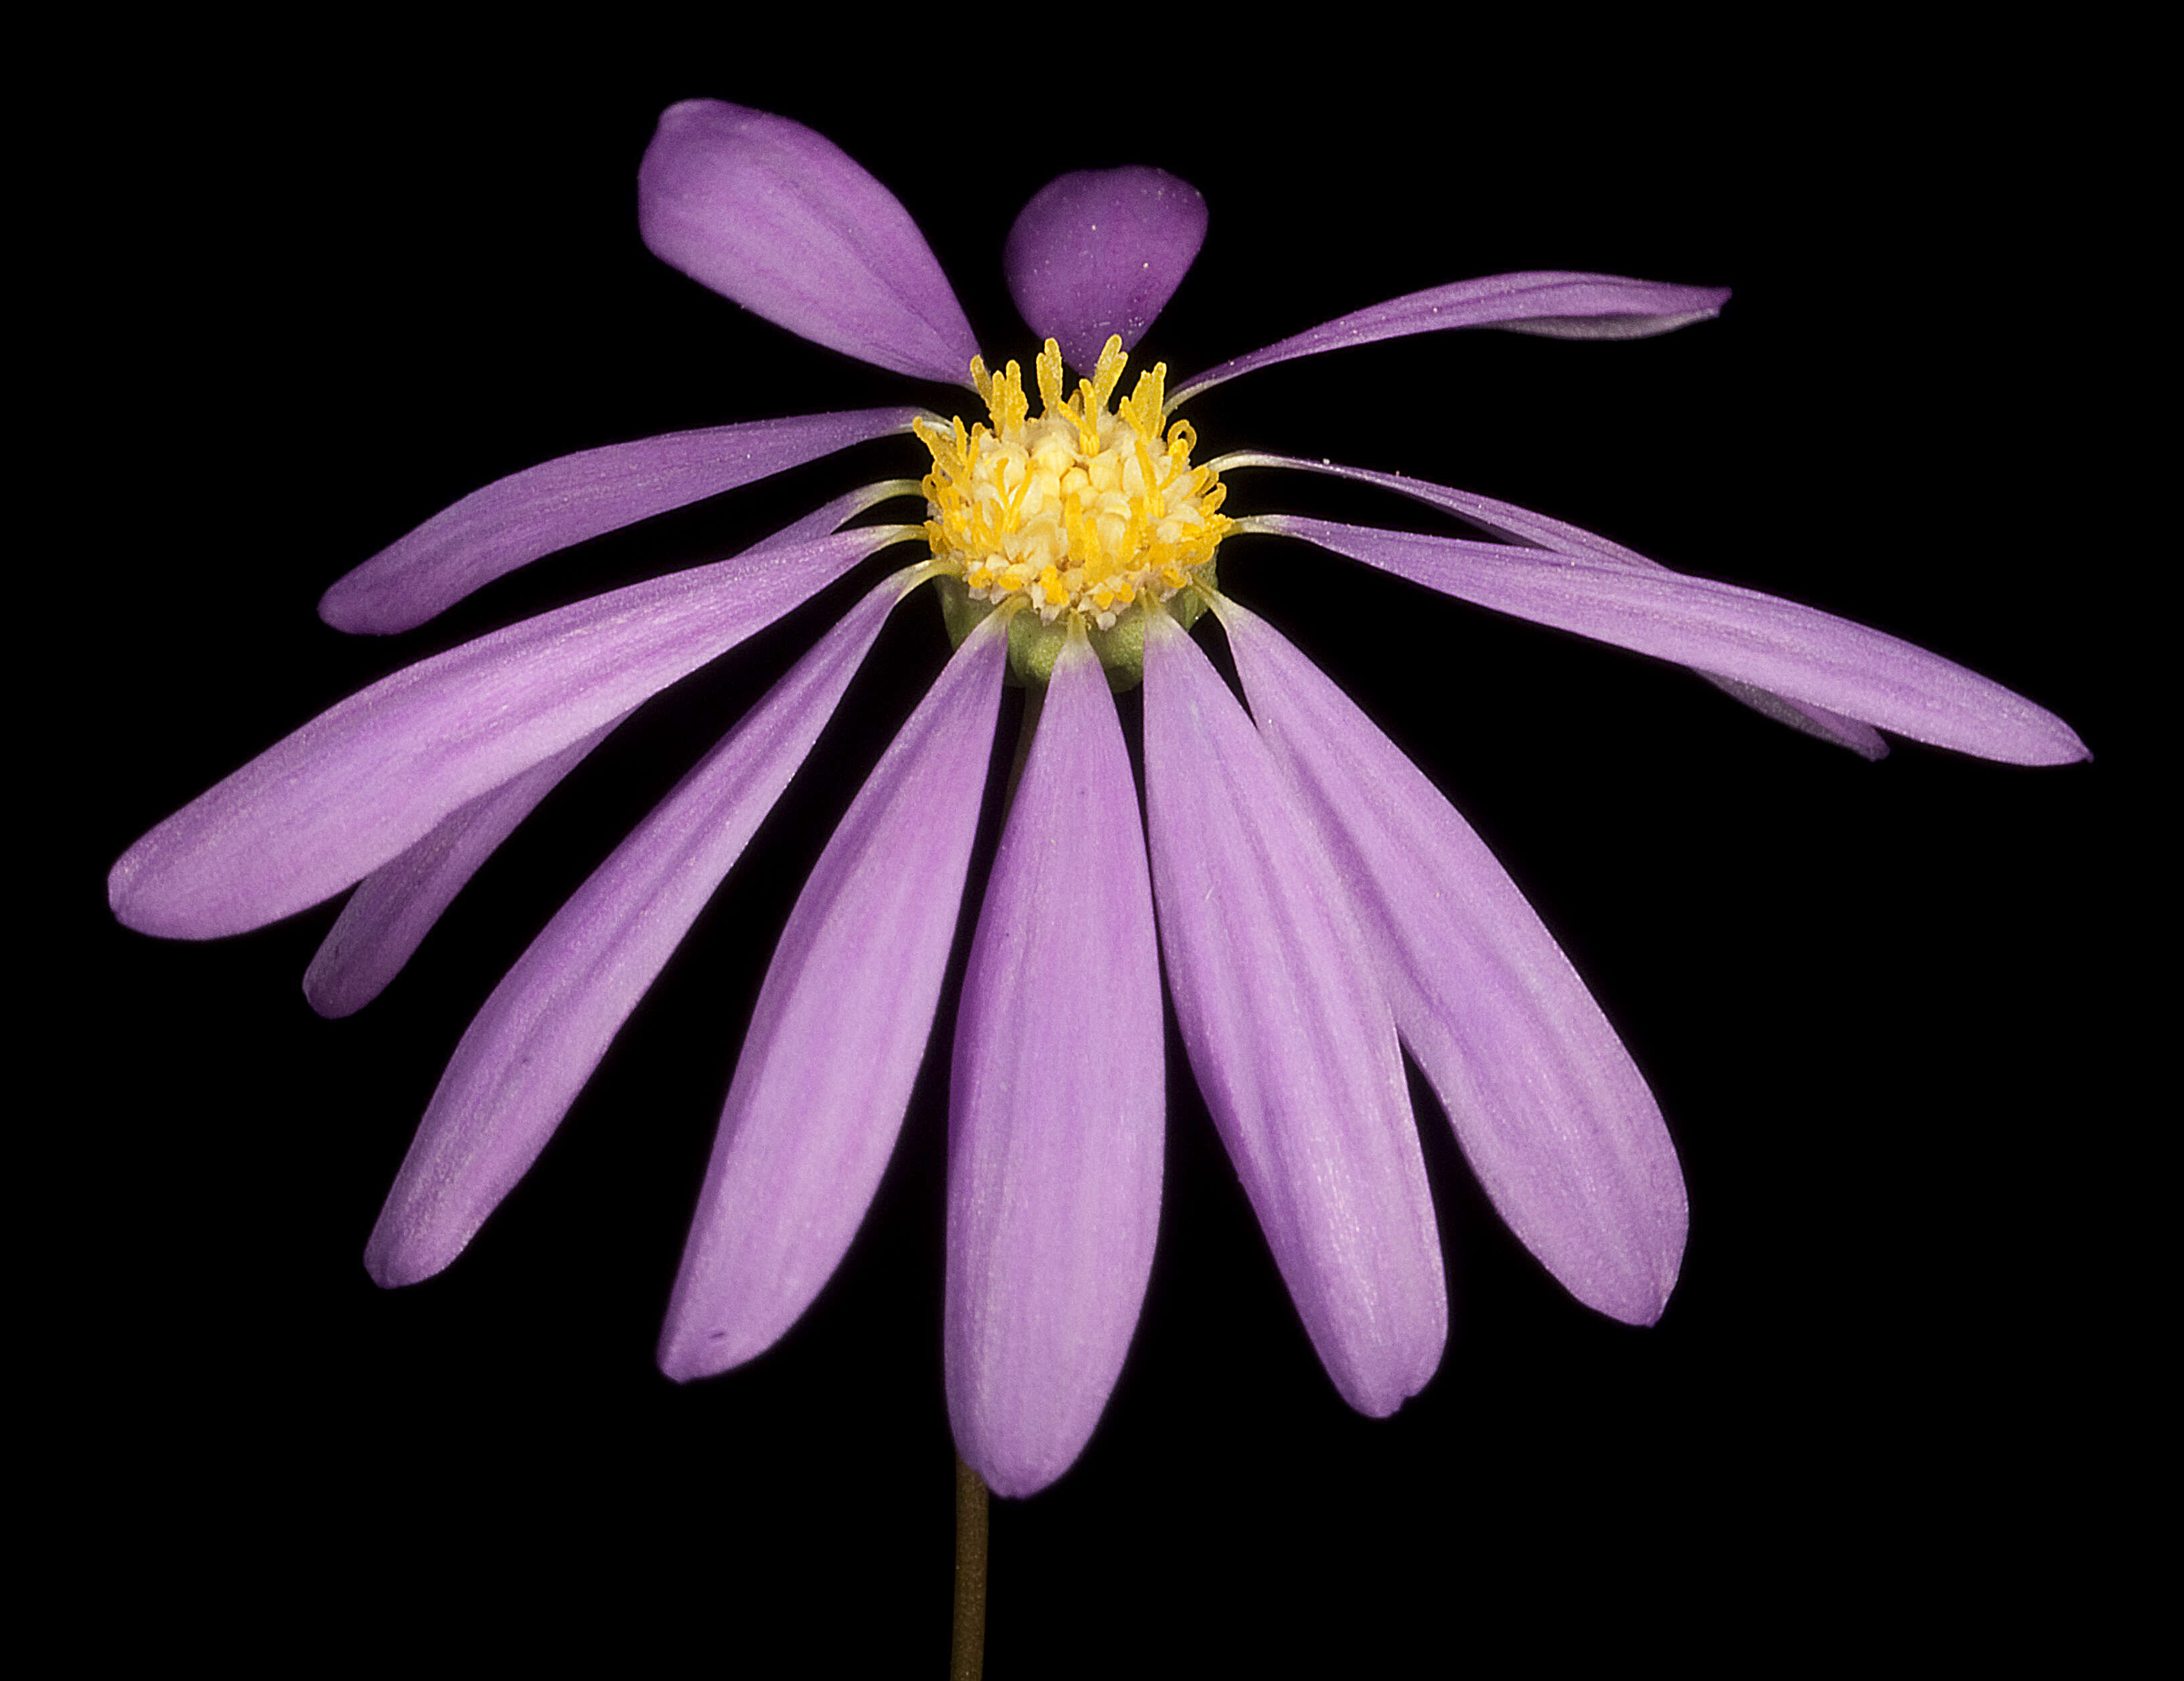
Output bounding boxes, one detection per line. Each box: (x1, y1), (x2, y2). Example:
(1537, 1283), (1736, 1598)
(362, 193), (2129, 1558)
(951, 1453), (990, 1680)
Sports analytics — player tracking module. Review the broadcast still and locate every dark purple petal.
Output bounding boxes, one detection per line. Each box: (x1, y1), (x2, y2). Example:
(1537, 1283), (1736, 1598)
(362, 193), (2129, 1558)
(658, 612), (1008, 1381)
(1263, 513), (2089, 766)
(638, 100), (979, 383)
(1168, 272), (1731, 407)
(1140, 609), (1444, 1417)
(1003, 167), (1208, 375)
(1220, 451), (1887, 758)
(320, 408), (923, 635)
(303, 485), (915, 1016)
(1216, 598), (1686, 1324)
(947, 632), (1164, 1498)
(108, 525), (913, 940)
(364, 568), (929, 1288)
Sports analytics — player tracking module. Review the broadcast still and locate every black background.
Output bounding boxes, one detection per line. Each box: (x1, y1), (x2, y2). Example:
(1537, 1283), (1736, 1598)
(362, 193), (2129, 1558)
(64, 36), (2142, 1673)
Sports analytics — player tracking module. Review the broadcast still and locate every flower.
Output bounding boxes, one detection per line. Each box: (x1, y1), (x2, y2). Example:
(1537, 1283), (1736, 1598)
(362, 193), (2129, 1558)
(107, 99), (2086, 1500)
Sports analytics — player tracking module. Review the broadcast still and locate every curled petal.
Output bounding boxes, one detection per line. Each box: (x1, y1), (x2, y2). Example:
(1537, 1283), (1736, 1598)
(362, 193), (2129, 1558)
(1215, 598), (1686, 1324)
(109, 525), (914, 940)
(1141, 608), (1444, 1416)
(1219, 451), (1886, 758)
(1003, 167), (1208, 375)
(321, 408), (923, 635)
(658, 611), (1009, 1381)
(1263, 514), (2088, 766)
(1168, 272), (1731, 407)
(638, 100), (979, 384)
(947, 632), (1164, 1497)
(365, 567), (929, 1287)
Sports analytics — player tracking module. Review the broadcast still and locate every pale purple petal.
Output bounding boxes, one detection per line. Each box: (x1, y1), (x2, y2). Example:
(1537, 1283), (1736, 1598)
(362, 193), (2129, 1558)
(946, 633), (1164, 1497)
(303, 724), (615, 1019)
(320, 408), (923, 635)
(1263, 513), (2089, 766)
(303, 486), (911, 1015)
(365, 568), (931, 1288)
(108, 525), (913, 940)
(1140, 609), (1444, 1416)
(1215, 598), (1686, 1324)
(638, 100), (978, 384)
(658, 611), (1009, 1381)
(1167, 272), (1731, 408)
(1220, 450), (1887, 758)
(1003, 167), (1208, 375)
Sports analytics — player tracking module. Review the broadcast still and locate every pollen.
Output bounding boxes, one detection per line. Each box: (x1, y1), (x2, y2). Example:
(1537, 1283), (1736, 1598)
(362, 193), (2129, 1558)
(913, 337), (1233, 632)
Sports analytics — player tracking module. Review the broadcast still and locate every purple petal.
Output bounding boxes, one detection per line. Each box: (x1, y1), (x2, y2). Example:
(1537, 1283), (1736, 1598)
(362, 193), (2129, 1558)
(1220, 451), (1887, 758)
(303, 486), (909, 1016)
(1168, 272), (1731, 407)
(365, 567), (929, 1288)
(947, 632), (1164, 1497)
(320, 408), (923, 635)
(638, 100), (979, 384)
(1263, 514), (2089, 766)
(1002, 167), (1208, 375)
(1140, 609), (1444, 1416)
(658, 610), (1009, 1381)
(1215, 598), (1686, 1324)
(303, 724), (615, 1019)
(108, 525), (913, 940)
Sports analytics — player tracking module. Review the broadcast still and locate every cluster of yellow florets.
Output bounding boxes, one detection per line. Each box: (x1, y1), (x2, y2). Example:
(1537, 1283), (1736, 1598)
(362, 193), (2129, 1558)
(913, 337), (1231, 630)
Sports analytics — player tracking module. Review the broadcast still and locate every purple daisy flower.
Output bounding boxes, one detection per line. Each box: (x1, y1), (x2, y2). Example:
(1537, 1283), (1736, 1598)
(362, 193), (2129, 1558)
(106, 97), (2084, 1506)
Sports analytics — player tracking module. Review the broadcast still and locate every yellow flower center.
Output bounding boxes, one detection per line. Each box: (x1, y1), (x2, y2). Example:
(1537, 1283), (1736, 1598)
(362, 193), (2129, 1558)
(913, 336), (1232, 632)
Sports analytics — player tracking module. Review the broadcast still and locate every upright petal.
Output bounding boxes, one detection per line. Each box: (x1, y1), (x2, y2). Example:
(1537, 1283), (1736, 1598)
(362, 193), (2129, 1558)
(658, 611), (1009, 1381)
(1167, 272), (1731, 407)
(1003, 167), (1208, 375)
(1218, 451), (1887, 758)
(638, 100), (979, 384)
(1262, 514), (2088, 766)
(365, 567), (931, 1288)
(947, 632), (1164, 1498)
(109, 525), (915, 940)
(319, 410), (925, 634)
(1216, 598), (1686, 1324)
(302, 486), (911, 1015)
(1141, 609), (1444, 1416)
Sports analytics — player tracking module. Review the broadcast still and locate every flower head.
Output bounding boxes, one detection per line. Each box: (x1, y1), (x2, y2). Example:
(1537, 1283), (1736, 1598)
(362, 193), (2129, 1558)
(108, 99), (2085, 1500)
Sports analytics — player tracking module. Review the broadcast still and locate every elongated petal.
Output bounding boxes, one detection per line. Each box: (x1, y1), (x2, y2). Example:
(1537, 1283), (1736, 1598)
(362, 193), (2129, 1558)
(1264, 514), (2088, 765)
(303, 724), (615, 1019)
(1220, 451), (1887, 758)
(1168, 272), (1731, 406)
(947, 633), (1164, 1497)
(109, 525), (913, 940)
(1216, 598), (1685, 1323)
(365, 568), (930, 1287)
(638, 100), (978, 384)
(1003, 167), (1208, 375)
(302, 486), (911, 1014)
(1140, 609), (1443, 1416)
(320, 408), (923, 634)
(658, 612), (1008, 1381)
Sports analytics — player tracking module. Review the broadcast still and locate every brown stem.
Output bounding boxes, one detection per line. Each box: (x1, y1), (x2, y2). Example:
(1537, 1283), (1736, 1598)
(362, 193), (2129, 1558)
(950, 1453), (990, 1680)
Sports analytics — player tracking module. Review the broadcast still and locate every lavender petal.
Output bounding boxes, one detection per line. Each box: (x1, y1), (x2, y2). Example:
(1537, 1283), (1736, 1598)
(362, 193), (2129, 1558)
(638, 100), (979, 385)
(1141, 609), (1444, 1417)
(1002, 167), (1208, 375)
(320, 408), (923, 635)
(108, 525), (913, 940)
(947, 632), (1164, 1497)
(657, 611), (1008, 1380)
(364, 567), (930, 1287)
(1168, 272), (1731, 408)
(1264, 514), (2088, 766)
(1216, 598), (1686, 1324)
(1220, 450), (1887, 758)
